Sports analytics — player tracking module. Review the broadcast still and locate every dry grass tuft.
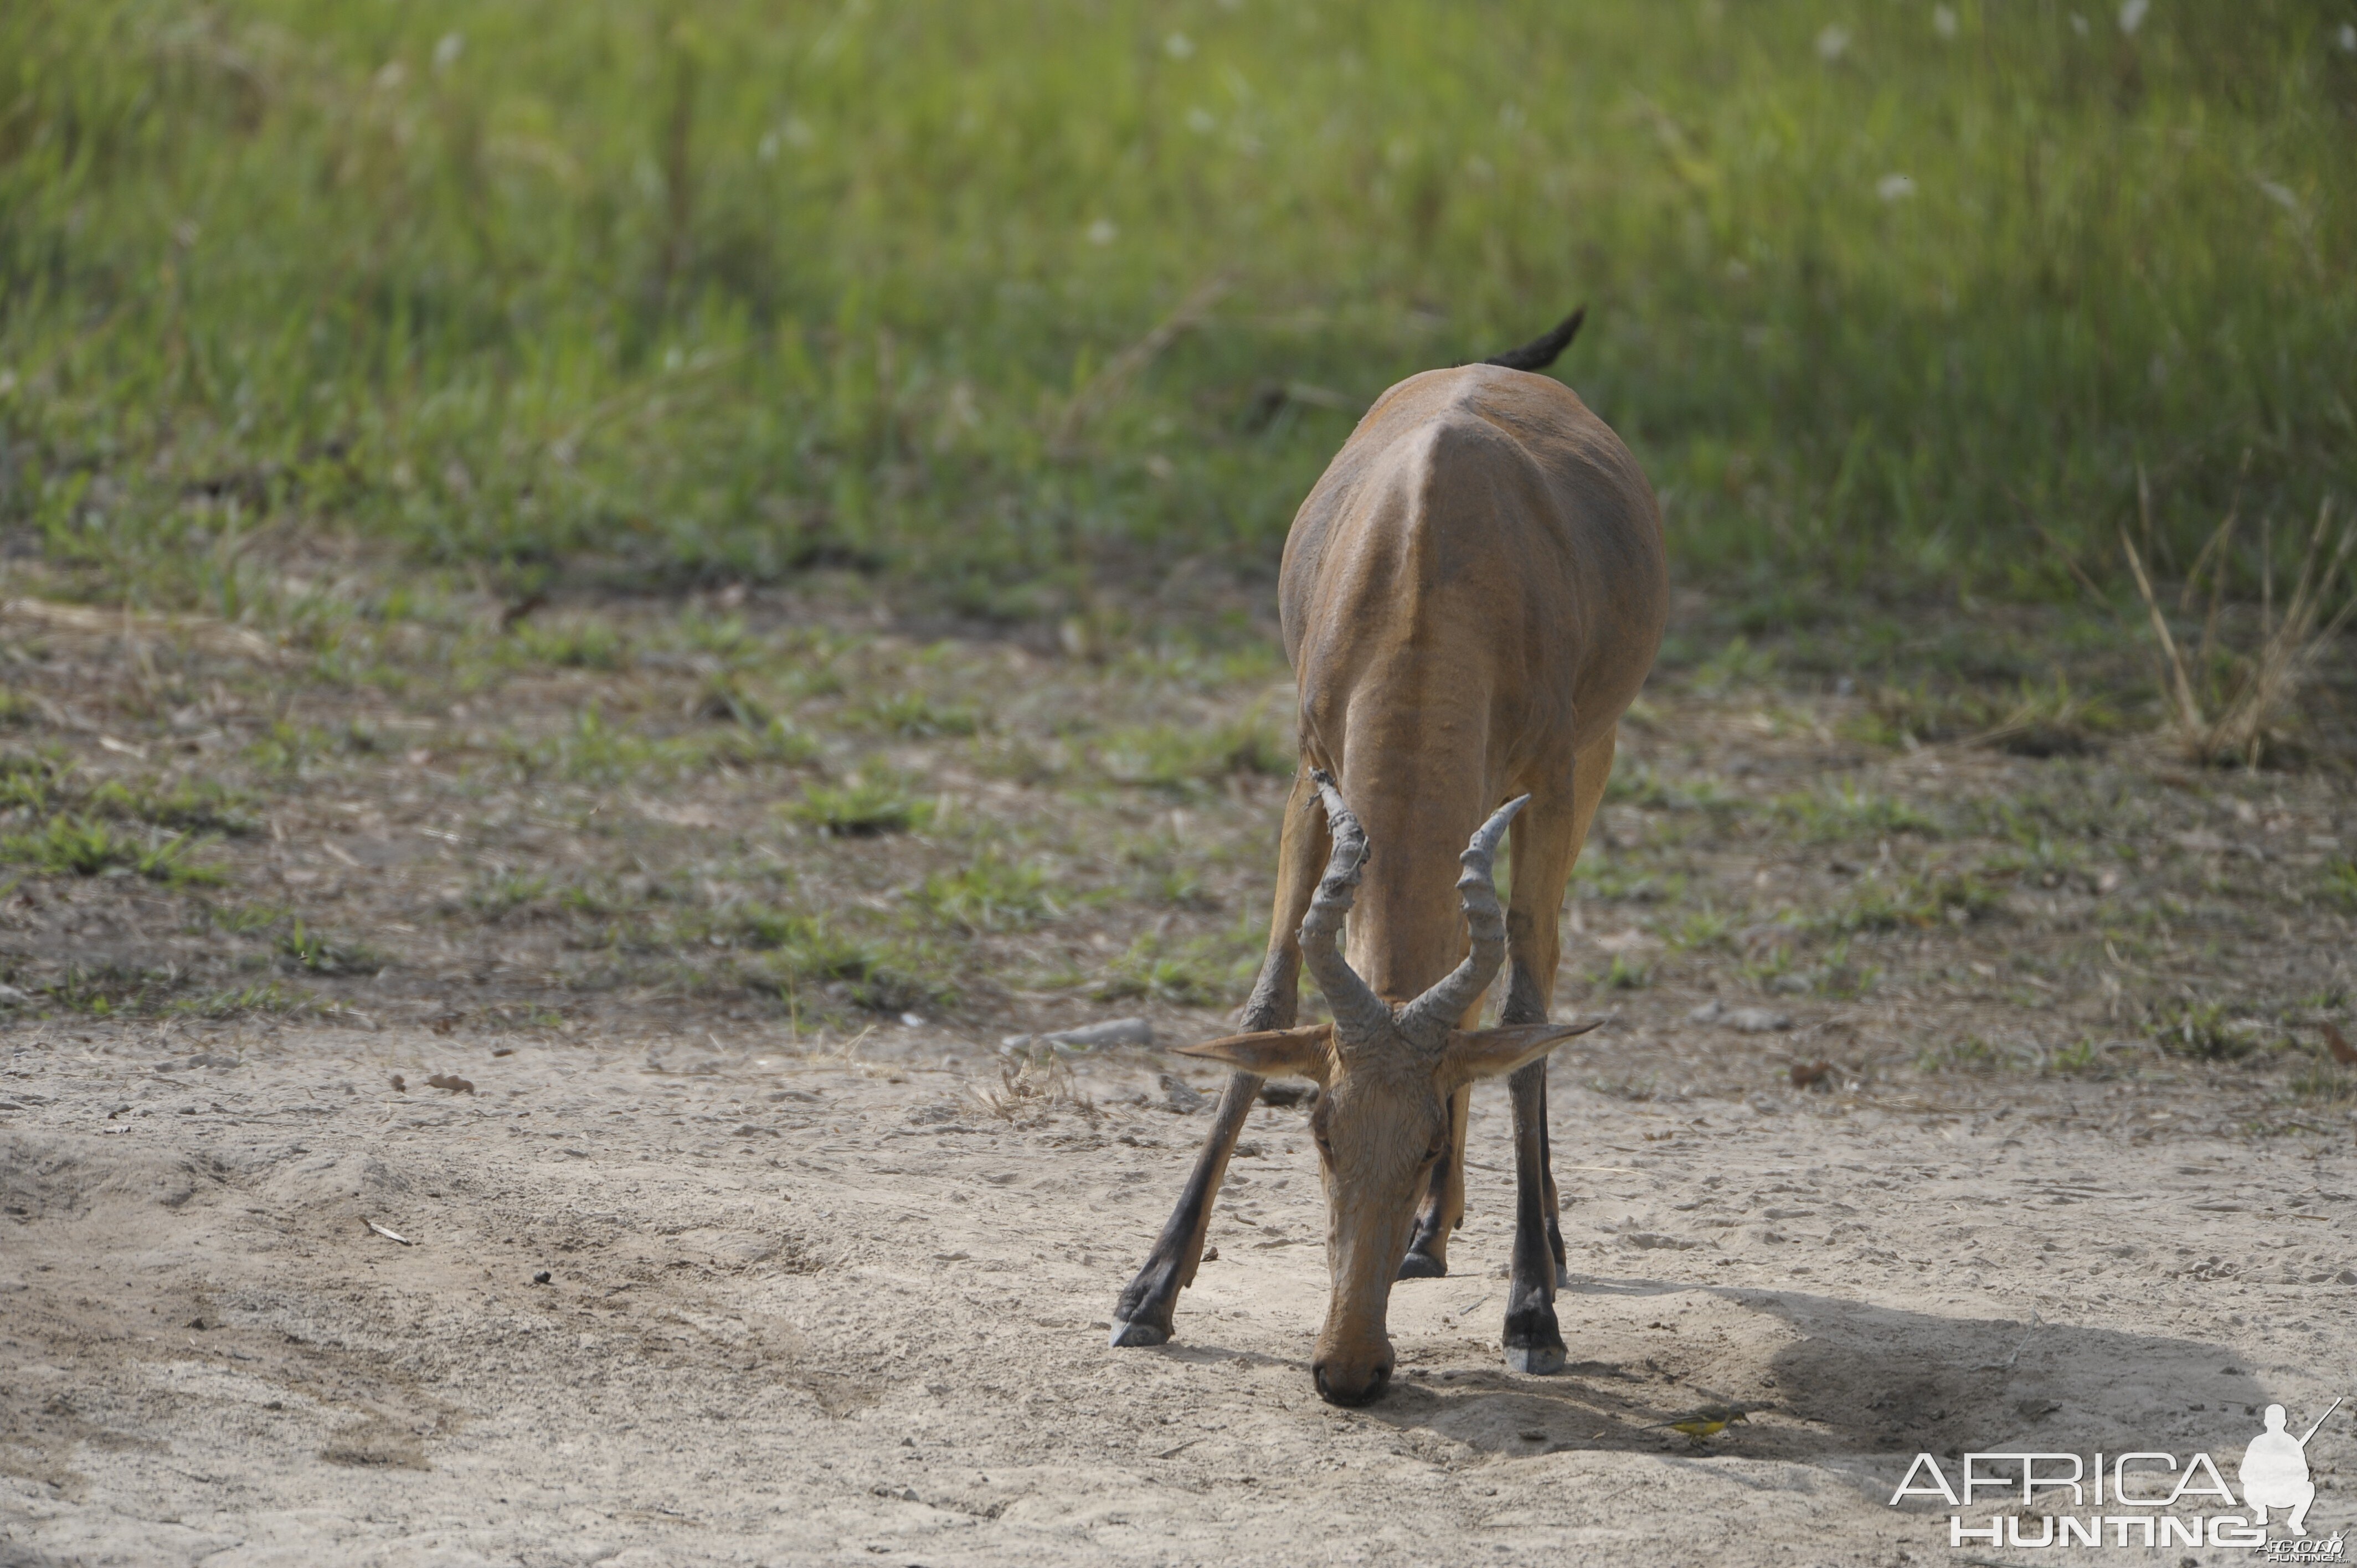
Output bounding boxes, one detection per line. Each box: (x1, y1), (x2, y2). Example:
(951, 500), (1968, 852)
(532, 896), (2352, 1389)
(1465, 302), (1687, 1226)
(973, 1053), (1098, 1127)
(2122, 470), (2357, 766)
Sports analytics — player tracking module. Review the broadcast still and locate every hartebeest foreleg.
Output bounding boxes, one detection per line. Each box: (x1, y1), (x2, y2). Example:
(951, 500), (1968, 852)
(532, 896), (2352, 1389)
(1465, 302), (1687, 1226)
(1397, 1084), (1470, 1277)
(1110, 770), (1330, 1348)
(1496, 726), (1617, 1371)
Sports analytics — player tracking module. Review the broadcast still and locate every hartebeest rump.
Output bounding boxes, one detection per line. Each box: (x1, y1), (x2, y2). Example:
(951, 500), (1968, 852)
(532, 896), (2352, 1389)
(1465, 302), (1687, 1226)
(1109, 312), (1667, 1405)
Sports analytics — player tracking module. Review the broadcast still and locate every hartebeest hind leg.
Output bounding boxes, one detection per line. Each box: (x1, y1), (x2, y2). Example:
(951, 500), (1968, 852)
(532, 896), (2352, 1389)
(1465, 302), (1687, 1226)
(1110, 770), (1329, 1348)
(1496, 726), (1615, 1373)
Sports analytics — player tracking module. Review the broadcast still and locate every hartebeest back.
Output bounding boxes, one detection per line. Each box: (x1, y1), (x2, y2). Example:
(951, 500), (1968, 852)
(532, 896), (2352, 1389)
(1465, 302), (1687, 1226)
(1110, 312), (1667, 1404)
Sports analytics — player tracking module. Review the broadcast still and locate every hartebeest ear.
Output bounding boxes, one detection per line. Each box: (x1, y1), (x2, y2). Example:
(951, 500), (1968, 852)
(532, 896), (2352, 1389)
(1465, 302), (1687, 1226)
(1438, 1019), (1603, 1085)
(1174, 1023), (1335, 1081)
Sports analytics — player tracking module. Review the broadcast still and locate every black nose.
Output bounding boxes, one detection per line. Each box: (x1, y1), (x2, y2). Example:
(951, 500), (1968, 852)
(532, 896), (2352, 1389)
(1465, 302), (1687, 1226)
(1313, 1361), (1393, 1407)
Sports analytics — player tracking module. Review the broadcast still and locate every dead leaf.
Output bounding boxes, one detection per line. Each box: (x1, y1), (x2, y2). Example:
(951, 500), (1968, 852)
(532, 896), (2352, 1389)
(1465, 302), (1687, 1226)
(1789, 1060), (1833, 1090)
(425, 1074), (474, 1094)
(389, 1073), (406, 1092)
(2327, 1021), (2357, 1067)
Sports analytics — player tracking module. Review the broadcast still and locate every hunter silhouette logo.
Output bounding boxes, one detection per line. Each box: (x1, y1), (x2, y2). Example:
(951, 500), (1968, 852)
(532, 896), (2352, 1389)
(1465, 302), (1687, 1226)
(2244, 1401), (2337, 1536)
(1888, 1397), (2346, 1552)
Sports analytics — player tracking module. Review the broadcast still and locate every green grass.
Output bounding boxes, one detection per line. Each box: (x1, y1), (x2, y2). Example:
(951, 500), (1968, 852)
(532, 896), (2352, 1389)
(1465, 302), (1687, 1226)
(1607, 765), (1739, 815)
(1093, 714), (1291, 792)
(2149, 998), (2267, 1061)
(10, 3), (2348, 617)
(1092, 930), (1254, 1008)
(277, 918), (382, 974)
(912, 849), (1058, 933)
(0, 814), (222, 884)
(1593, 953), (1653, 991)
(467, 872), (550, 920)
(0, 751), (67, 814)
(1772, 781), (1939, 841)
(785, 774), (929, 837)
(1816, 867), (1998, 933)
(510, 618), (630, 671)
(856, 691), (981, 739)
(84, 776), (260, 835)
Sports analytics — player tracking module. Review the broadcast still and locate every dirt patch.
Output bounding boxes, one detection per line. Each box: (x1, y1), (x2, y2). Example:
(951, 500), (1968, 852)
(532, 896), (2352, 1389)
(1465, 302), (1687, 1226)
(2, 1017), (2353, 1564)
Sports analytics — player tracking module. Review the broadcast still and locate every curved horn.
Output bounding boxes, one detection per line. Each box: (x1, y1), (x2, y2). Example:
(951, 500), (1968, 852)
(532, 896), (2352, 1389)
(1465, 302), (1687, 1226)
(1397, 793), (1529, 1051)
(1296, 770), (1392, 1044)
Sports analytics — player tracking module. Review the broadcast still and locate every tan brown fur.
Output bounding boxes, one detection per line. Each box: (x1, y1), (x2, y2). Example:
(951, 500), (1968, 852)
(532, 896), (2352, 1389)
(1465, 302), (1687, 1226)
(1114, 352), (1665, 1406)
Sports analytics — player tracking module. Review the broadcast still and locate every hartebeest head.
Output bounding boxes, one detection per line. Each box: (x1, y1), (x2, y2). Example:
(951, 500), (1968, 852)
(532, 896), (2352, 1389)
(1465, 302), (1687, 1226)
(1179, 772), (1596, 1405)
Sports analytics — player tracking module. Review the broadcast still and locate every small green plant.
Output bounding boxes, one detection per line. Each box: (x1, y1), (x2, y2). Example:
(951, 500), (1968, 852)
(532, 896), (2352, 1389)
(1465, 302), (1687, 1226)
(913, 849), (1057, 933)
(0, 751), (65, 814)
(786, 776), (930, 837)
(246, 720), (333, 776)
(36, 963), (180, 1017)
(1668, 907), (1732, 951)
(695, 671), (773, 729)
(735, 915), (943, 1013)
(1095, 713), (1290, 792)
(1738, 940), (1797, 992)
(512, 706), (662, 783)
(1605, 764), (1740, 814)
(1571, 857), (1682, 904)
(2149, 1000), (2265, 1062)
(857, 690), (980, 738)
(2322, 860), (2357, 913)
(1917, 1035), (2015, 1074)
(699, 716), (820, 766)
(1839, 681), (1993, 750)
(512, 618), (629, 670)
(1094, 932), (1251, 1007)
(1595, 953), (1651, 991)
(203, 901), (292, 935)
(675, 611), (755, 661)
(2044, 1038), (2111, 1076)
(278, 919), (381, 974)
(0, 816), (220, 884)
(173, 981), (317, 1020)
(1982, 672), (2122, 757)
(1690, 636), (1776, 695)
(1810, 938), (1880, 999)
(1773, 781), (1938, 842)
(1818, 869), (1996, 933)
(468, 873), (549, 919)
(85, 777), (259, 835)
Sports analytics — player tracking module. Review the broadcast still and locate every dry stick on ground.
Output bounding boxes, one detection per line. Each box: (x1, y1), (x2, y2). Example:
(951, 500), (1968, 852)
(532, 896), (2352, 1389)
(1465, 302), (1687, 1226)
(2121, 468), (2357, 765)
(0, 596), (282, 663)
(1048, 273), (1233, 459)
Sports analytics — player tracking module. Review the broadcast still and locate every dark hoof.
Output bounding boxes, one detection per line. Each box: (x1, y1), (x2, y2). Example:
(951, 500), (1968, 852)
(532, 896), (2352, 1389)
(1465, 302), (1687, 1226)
(1397, 1249), (1448, 1281)
(1504, 1299), (1566, 1375)
(1109, 1318), (1170, 1349)
(1504, 1342), (1567, 1375)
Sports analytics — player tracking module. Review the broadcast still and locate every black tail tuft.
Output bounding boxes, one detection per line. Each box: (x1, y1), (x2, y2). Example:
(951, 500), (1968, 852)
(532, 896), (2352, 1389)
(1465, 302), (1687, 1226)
(1482, 307), (1586, 373)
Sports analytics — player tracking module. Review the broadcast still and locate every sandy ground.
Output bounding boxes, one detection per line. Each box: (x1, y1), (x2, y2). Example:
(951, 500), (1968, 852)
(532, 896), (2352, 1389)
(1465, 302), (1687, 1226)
(4, 1017), (2354, 1568)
